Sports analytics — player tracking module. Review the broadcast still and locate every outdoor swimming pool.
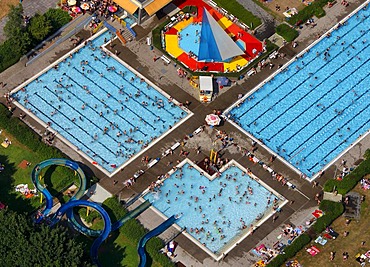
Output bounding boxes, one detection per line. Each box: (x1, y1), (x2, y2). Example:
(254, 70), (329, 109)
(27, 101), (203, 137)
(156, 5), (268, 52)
(225, 6), (370, 178)
(11, 30), (190, 175)
(143, 160), (285, 257)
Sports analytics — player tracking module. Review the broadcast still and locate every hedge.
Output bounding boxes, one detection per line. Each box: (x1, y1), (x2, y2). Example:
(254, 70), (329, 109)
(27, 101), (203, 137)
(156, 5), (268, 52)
(213, 0), (261, 29)
(267, 234), (311, 267)
(324, 155), (370, 195)
(287, 0), (332, 26)
(313, 200), (344, 234)
(267, 201), (344, 266)
(275, 24), (299, 42)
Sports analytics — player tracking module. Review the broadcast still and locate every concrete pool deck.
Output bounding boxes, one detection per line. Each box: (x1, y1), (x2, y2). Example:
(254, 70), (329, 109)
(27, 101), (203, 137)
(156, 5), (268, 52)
(0, 0), (368, 265)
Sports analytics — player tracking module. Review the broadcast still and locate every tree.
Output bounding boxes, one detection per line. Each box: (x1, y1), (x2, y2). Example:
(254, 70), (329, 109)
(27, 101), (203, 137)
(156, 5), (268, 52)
(28, 14), (52, 42)
(44, 8), (71, 32)
(0, 210), (92, 267)
(4, 4), (25, 40)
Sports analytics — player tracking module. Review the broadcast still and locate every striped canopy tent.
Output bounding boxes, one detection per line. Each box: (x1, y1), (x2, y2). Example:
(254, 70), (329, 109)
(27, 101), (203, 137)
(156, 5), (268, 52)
(198, 8), (245, 62)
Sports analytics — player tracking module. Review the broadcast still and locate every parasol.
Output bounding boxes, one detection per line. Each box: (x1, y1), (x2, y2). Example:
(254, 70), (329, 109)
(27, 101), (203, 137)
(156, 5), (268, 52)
(205, 114), (221, 126)
(80, 3), (90, 10)
(67, 0), (77, 6)
(108, 5), (118, 13)
(72, 6), (82, 13)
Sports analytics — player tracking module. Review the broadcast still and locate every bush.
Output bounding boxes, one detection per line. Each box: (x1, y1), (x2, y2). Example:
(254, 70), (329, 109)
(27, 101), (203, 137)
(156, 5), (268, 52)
(0, 39), (23, 73)
(323, 156), (370, 194)
(267, 234), (311, 267)
(288, 0), (330, 26)
(213, 0), (261, 29)
(146, 238), (174, 267)
(275, 24), (299, 42)
(313, 200), (344, 233)
(120, 219), (147, 243)
(102, 197), (127, 223)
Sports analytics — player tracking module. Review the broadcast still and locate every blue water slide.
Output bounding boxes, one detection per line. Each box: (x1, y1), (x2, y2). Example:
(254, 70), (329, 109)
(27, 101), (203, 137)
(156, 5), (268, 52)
(138, 215), (177, 267)
(49, 200), (112, 267)
(31, 159), (87, 219)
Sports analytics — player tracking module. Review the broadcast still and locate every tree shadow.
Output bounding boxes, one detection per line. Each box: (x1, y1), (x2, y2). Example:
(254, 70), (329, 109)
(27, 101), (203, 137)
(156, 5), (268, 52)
(98, 231), (127, 266)
(0, 154), (35, 213)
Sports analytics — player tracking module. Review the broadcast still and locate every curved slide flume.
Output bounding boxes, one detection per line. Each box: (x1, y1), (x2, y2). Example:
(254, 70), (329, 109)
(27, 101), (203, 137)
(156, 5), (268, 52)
(138, 215), (177, 267)
(31, 159), (153, 266)
(31, 158), (87, 219)
(49, 200), (112, 267)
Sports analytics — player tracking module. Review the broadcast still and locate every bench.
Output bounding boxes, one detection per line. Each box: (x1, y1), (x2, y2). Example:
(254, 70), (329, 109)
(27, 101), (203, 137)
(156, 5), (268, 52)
(161, 55), (171, 65)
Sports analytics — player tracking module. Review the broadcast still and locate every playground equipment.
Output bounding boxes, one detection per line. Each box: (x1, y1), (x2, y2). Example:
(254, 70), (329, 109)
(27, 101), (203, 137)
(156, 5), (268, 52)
(31, 159), (151, 266)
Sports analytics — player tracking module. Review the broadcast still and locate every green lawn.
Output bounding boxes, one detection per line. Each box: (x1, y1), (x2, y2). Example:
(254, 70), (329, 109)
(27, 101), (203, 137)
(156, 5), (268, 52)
(0, 129), (80, 213)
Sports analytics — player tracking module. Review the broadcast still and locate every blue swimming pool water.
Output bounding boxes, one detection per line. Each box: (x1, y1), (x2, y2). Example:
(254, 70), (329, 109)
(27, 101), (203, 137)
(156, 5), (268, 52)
(226, 7), (370, 178)
(12, 32), (188, 173)
(178, 24), (201, 56)
(144, 163), (280, 254)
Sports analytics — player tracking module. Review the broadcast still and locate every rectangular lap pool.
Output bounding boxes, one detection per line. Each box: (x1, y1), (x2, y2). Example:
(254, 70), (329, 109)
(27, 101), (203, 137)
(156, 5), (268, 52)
(11, 30), (192, 176)
(225, 5), (370, 179)
(143, 159), (286, 259)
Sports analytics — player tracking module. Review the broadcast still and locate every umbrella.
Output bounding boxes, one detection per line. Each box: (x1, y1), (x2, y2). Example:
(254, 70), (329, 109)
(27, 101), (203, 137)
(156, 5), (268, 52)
(67, 0), (77, 6)
(80, 3), (90, 10)
(205, 114), (221, 126)
(216, 77), (230, 86)
(108, 5), (118, 13)
(72, 6), (82, 13)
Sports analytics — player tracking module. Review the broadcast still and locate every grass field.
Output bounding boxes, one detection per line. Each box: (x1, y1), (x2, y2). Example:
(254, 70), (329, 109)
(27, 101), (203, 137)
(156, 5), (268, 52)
(293, 183), (370, 266)
(0, 129), (80, 213)
(0, 0), (19, 19)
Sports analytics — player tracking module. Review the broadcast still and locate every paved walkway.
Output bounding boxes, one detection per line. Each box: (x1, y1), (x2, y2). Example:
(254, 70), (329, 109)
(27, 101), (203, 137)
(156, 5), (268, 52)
(0, 0), (57, 43)
(0, 0), (367, 266)
(236, 0), (278, 39)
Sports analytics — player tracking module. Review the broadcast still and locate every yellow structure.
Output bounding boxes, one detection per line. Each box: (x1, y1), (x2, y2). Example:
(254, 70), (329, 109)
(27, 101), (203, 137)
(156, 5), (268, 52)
(210, 149), (217, 163)
(165, 35), (184, 58)
(218, 17), (233, 30)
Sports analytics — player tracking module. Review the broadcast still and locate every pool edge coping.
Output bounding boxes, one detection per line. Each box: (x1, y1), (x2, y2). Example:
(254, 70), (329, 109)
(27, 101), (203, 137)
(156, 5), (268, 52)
(223, 0), (370, 182)
(139, 158), (288, 261)
(10, 25), (194, 178)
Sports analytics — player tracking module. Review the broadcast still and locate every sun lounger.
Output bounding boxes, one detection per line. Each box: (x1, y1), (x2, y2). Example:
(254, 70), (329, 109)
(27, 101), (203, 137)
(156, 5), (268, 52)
(162, 148), (172, 157)
(133, 170), (144, 179)
(314, 236), (328, 245)
(170, 142), (180, 151)
(147, 158), (160, 168)
(193, 127), (203, 135)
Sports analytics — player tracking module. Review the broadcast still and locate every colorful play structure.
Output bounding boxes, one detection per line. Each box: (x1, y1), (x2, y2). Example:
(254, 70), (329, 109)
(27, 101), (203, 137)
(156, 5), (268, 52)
(162, 1), (263, 73)
(31, 159), (175, 267)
